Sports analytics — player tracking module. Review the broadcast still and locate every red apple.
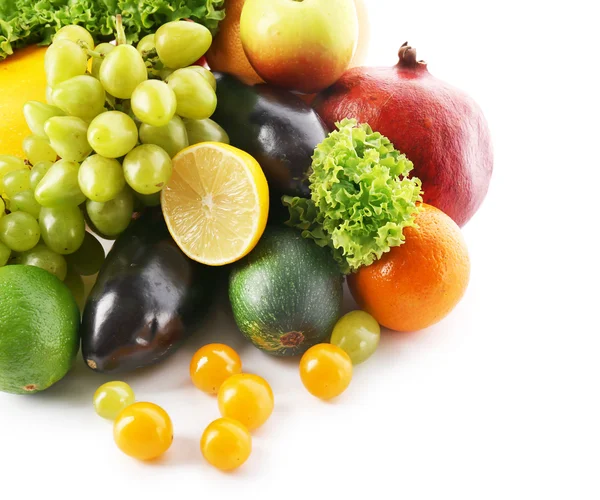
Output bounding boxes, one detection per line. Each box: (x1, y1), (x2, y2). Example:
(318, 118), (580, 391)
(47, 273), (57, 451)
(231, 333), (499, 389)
(239, 0), (359, 94)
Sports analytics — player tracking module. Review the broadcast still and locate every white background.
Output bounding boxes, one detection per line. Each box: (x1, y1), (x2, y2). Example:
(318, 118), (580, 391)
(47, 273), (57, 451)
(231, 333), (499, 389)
(1, 1), (599, 498)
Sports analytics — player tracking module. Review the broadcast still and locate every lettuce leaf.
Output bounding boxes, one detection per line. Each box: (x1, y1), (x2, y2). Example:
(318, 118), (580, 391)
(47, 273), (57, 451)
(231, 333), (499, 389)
(283, 119), (422, 275)
(0, 0), (225, 60)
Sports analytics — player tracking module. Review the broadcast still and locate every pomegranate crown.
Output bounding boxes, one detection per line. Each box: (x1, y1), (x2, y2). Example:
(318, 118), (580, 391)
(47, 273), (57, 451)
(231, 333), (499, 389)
(398, 42), (428, 70)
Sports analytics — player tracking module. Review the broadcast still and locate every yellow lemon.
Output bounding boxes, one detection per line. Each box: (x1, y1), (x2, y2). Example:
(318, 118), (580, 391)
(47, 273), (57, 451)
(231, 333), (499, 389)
(0, 46), (47, 158)
(161, 142), (269, 266)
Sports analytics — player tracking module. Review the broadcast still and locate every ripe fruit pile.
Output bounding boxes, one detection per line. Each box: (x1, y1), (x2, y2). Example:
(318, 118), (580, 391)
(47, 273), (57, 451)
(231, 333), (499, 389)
(0, 18), (223, 281)
(0, 0), (490, 474)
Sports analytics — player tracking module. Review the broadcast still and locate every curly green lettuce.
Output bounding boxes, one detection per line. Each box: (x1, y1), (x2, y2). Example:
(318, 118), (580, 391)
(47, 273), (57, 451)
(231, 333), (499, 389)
(283, 119), (422, 275)
(0, 0), (225, 60)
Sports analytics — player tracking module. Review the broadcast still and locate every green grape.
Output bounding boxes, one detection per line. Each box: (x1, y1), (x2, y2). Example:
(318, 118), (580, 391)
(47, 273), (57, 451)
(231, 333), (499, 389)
(131, 80), (177, 127)
(184, 118), (229, 145)
(53, 25), (95, 50)
(158, 67), (175, 80)
(22, 101), (65, 138)
(9, 190), (41, 219)
(0, 211), (41, 252)
(0, 197), (4, 217)
(44, 116), (92, 162)
(44, 39), (88, 87)
(186, 66), (217, 91)
(91, 43), (115, 79)
(35, 159), (86, 208)
(330, 310), (381, 365)
(16, 243), (68, 281)
(52, 75), (106, 120)
(123, 145), (172, 195)
(135, 191), (161, 207)
(167, 68), (217, 120)
(99, 45), (147, 99)
(63, 267), (85, 311)
(29, 161), (53, 190)
(0, 155), (26, 183)
(65, 231), (105, 276)
(46, 86), (55, 105)
(87, 111), (138, 159)
(93, 381), (135, 420)
(86, 187), (134, 237)
(2, 169), (30, 199)
(39, 206), (85, 255)
(123, 102), (143, 129)
(0, 241), (10, 267)
(22, 135), (57, 165)
(139, 115), (189, 158)
(155, 21), (212, 69)
(136, 34), (155, 56)
(78, 154), (125, 203)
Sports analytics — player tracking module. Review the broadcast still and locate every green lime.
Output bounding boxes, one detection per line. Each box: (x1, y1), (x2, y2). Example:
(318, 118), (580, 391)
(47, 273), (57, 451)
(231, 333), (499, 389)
(0, 265), (80, 394)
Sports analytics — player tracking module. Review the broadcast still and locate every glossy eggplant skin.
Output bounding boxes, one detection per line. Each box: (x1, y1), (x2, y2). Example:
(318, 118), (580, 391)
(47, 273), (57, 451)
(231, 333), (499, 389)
(81, 209), (216, 373)
(212, 73), (329, 221)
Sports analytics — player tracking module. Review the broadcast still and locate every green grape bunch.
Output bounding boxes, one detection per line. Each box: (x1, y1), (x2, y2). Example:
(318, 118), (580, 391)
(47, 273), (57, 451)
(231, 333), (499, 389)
(0, 15), (229, 299)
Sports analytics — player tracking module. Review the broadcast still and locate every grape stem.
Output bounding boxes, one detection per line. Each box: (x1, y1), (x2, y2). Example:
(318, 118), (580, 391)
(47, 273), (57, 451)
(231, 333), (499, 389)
(105, 94), (117, 111)
(115, 14), (126, 46)
(86, 48), (105, 59)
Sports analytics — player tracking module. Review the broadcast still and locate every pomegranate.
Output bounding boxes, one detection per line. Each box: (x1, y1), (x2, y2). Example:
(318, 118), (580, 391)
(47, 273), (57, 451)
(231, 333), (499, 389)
(313, 43), (493, 226)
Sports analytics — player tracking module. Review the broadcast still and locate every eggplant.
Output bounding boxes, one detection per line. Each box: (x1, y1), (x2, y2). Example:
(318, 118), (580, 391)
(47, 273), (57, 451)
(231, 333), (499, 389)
(212, 73), (329, 221)
(81, 208), (216, 373)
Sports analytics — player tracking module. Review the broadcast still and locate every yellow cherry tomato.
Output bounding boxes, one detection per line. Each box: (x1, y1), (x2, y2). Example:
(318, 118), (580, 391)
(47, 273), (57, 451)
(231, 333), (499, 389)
(201, 417), (252, 471)
(217, 373), (274, 431)
(190, 343), (242, 394)
(113, 402), (173, 461)
(299, 344), (353, 400)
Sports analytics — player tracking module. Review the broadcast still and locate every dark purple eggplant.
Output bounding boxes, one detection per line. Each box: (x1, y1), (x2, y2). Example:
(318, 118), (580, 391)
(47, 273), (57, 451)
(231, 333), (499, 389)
(212, 73), (329, 221)
(81, 208), (216, 373)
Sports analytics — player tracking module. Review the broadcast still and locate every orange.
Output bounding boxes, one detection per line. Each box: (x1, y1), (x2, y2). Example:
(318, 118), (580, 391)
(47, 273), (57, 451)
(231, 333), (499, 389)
(205, 0), (264, 85)
(348, 204), (470, 332)
(0, 46), (47, 158)
(206, 0), (369, 87)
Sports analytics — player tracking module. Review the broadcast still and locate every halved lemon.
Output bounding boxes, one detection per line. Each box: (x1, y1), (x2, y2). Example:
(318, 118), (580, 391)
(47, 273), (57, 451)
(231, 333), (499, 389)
(161, 142), (269, 265)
